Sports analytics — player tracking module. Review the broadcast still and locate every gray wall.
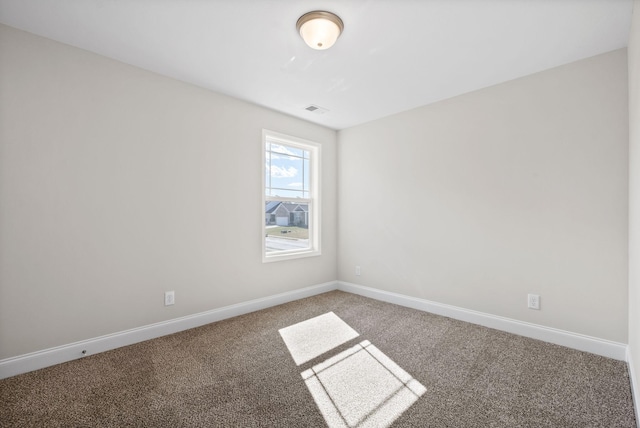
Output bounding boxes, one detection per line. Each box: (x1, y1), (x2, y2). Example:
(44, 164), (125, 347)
(338, 49), (629, 343)
(628, 0), (640, 398)
(0, 24), (337, 359)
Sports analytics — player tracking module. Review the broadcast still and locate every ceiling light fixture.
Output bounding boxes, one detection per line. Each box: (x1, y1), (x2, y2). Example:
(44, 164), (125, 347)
(296, 11), (344, 50)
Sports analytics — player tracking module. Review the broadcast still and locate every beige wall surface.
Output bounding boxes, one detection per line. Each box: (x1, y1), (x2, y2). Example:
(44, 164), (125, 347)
(0, 24), (337, 359)
(338, 49), (629, 342)
(0, 20), (632, 361)
(628, 0), (640, 396)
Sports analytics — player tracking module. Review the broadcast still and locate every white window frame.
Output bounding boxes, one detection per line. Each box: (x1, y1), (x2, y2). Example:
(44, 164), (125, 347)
(262, 130), (321, 262)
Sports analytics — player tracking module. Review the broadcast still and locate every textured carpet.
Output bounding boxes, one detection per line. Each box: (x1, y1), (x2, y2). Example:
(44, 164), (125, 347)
(0, 290), (636, 427)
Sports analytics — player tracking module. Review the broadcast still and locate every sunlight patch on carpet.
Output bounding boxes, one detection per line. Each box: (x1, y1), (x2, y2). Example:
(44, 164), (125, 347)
(301, 340), (427, 428)
(280, 313), (426, 427)
(279, 312), (359, 365)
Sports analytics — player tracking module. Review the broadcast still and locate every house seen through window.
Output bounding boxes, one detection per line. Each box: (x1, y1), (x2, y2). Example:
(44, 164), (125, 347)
(263, 130), (320, 261)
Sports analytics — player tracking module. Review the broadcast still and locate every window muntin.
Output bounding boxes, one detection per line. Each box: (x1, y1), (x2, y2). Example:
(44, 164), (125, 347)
(263, 131), (320, 262)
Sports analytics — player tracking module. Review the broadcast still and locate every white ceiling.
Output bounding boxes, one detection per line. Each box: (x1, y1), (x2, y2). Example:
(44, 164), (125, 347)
(0, 0), (633, 130)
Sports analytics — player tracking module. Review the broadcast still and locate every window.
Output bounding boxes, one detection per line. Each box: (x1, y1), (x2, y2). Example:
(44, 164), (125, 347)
(263, 130), (320, 262)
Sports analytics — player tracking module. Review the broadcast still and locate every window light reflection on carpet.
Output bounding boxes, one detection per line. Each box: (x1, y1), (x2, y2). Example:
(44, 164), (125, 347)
(280, 313), (426, 427)
(278, 311), (359, 365)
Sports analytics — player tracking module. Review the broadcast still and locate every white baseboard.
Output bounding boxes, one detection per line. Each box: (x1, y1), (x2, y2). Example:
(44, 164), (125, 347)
(0, 281), (338, 380)
(1, 280), (629, 380)
(627, 348), (640, 427)
(338, 281), (628, 361)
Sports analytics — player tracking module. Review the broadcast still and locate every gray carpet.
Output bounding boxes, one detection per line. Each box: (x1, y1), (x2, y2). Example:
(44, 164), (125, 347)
(0, 290), (636, 427)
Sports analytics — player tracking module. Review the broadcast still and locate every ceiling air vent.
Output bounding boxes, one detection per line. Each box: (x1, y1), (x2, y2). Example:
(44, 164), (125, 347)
(304, 104), (329, 115)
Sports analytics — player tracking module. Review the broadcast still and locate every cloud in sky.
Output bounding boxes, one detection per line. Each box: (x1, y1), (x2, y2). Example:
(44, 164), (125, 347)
(288, 182), (302, 188)
(270, 144), (301, 160)
(271, 165), (298, 178)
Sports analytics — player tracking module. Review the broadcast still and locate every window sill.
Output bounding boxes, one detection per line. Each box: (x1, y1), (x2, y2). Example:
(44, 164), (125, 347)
(263, 249), (321, 263)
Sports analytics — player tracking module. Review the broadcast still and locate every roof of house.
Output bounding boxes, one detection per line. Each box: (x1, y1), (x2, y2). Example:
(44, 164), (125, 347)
(265, 201), (309, 214)
(265, 201), (281, 214)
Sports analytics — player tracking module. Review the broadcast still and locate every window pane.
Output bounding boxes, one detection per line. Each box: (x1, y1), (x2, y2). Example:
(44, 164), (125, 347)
(265, 201), (310, 253)
(266, 142), (310, 198)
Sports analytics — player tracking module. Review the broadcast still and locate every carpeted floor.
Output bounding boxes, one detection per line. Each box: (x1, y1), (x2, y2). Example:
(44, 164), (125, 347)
(0, 290), (636, 427)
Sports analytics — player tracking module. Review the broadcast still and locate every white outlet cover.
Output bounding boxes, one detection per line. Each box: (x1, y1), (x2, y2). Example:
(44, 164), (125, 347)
(164, 291), (175, 306)
(528, 294), (540, 310)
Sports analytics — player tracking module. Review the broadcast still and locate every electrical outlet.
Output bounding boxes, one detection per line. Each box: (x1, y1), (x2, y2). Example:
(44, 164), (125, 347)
(165, 291), (175, 306)
(527, 294), (540, 310)
(355, 266), (361, 276)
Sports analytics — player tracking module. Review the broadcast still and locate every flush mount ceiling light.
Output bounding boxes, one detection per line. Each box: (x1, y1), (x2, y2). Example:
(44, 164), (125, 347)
(296, 11), (344, 50)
